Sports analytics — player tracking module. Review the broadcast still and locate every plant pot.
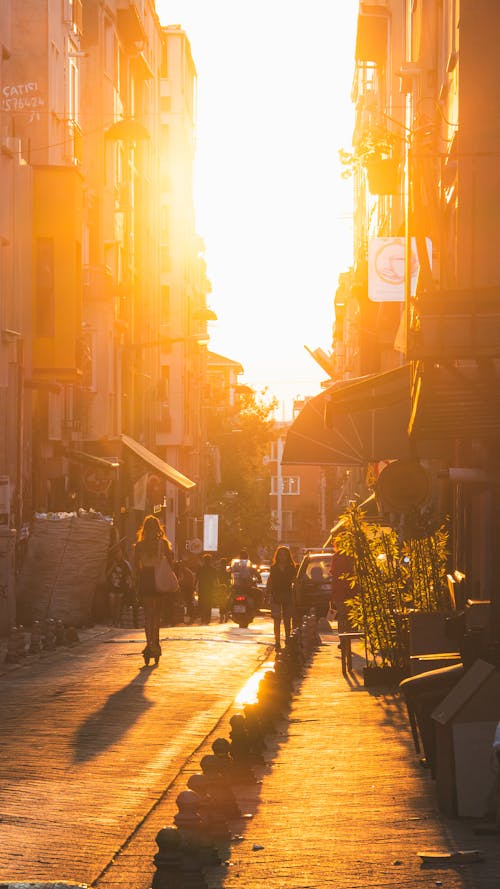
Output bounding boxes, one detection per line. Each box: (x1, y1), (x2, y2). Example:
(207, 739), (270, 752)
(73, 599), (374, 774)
(363, 664), (408, 688)
(366, 157), (400, 195)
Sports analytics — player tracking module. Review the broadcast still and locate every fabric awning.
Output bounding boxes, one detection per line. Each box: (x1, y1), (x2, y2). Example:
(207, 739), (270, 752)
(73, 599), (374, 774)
(65, 449), (120, 470)
(282, 364), (412, 466)
(120, 434), (196, 490)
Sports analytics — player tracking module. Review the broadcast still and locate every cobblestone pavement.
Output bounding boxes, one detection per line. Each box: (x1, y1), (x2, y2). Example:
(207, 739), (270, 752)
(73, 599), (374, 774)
(2, 624), (500, 889)
(0, 618), (275, 884)
(97, 634), (500, 889)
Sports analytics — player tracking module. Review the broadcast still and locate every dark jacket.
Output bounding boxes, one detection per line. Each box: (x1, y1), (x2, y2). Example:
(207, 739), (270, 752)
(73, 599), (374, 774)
(266, 564), (296, 605)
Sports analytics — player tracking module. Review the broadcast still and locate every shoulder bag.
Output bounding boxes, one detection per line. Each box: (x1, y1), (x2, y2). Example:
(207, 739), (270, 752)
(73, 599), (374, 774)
(154, 543), (180, 595)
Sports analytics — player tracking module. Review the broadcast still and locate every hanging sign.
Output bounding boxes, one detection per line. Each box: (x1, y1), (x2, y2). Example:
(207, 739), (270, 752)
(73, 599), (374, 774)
(368, 237), (432, 302)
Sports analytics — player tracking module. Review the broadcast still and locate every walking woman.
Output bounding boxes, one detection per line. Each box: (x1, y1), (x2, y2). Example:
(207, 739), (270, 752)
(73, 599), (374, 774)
(134, 514), (174, 666)
(266, 545), (297, 652)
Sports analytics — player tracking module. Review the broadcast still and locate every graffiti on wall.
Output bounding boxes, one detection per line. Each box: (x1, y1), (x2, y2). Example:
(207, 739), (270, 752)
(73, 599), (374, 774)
(2, 81), (46, 123)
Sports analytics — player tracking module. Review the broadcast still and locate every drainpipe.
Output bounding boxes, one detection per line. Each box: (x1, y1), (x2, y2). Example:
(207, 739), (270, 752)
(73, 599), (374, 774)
(276, 435), (283, 541)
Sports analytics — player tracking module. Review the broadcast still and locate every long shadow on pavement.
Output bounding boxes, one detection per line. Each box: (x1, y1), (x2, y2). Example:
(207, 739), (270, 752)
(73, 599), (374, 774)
(71, 665), (155, 763)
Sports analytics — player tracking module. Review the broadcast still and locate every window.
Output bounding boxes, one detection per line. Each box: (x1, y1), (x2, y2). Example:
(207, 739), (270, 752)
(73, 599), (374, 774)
(283, 476), (300, 495)
(271, 476), (300, 495)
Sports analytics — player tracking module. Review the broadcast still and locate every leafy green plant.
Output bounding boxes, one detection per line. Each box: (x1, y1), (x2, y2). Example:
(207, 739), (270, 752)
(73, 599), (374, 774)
(339, 124), (399, 180)
(336, 502), (450, 669)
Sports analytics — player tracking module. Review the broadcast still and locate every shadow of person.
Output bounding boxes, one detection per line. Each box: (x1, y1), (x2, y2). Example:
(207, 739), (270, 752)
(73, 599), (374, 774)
(72, 667), (154, 763)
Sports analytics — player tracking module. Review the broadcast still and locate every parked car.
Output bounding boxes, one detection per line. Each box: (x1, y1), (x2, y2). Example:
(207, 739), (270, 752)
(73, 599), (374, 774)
(293, 549), (333, 621)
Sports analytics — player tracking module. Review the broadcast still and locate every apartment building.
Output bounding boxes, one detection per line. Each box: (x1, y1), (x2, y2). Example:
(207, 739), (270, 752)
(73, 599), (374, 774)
(0, 1), (212, 558)
(289, 1), (500, 619)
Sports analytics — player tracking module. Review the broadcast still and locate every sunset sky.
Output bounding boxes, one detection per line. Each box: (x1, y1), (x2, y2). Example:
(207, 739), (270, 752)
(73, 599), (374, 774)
(156, 1), (358, 418)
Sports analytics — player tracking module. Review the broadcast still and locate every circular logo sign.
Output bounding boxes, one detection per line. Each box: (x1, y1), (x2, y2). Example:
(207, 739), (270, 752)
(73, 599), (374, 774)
(376, 460), (431, 513)
(189, 537), (203, 555)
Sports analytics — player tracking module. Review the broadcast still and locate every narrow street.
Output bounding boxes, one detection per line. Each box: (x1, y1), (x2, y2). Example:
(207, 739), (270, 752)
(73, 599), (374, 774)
(0, 616), (275, 884)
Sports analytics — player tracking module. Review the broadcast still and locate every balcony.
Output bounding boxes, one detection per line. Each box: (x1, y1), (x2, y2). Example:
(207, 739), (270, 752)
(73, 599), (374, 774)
(116, 1), (146, 45)
(408, 287), (500, 360)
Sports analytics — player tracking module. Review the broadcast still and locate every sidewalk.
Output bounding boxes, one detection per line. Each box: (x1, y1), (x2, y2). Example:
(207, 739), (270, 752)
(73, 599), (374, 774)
(0, 623), (114, 676)
(96, 631), (500, 889)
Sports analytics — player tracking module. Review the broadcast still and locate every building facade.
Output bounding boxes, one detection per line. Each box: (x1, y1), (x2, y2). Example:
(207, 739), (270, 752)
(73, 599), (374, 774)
(0, 1), (213, 559)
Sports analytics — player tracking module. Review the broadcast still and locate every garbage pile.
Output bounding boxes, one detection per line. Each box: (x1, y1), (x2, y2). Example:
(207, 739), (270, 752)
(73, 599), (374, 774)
(16, 509), (112, 626)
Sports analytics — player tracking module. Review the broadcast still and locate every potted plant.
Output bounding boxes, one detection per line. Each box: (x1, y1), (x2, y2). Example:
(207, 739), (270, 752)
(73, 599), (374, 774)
(335, 503), (450, 687)
(339, 125), (401, 195)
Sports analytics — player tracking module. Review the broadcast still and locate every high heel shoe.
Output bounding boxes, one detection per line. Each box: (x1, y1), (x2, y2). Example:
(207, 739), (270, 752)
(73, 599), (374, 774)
(142, 645), (151, 666)
(152, 644), (162, 665)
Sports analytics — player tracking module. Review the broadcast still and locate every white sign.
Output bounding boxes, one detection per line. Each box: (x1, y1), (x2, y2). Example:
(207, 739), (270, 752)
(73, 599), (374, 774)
(368, 237), (432, 302)
(203, 514), (219, 552)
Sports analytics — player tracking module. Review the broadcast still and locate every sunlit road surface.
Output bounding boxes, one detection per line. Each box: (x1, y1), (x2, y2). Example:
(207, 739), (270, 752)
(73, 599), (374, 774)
(0, 615), (275, 883)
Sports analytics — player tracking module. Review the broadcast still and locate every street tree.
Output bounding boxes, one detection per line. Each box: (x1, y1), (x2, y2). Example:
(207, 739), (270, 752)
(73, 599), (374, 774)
(206, 387), (277, 559)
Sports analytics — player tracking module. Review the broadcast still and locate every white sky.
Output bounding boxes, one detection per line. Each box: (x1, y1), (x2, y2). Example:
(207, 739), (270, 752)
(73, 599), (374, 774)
(155, 1), (358, 418)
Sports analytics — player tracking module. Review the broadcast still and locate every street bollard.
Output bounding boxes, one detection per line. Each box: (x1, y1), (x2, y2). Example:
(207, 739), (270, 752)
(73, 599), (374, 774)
(42, 618), (57, 651)
(177, 836), (210, 889)
(274, 645), (300, 687)
(4, 626), (21, 663)
(55, 619), (67, 645)
(256, 669), (289, 732)
(242, 702), (268, 754)
(287, 627), (306, 673)
(186, 772), (232, 841)
(29, 620), (43, 654)
(200, 754), (242, 819)
(16, 624), (27, 659)
(152, 826), (183, 889)
(228, 714), (261, 778)
(211, 736), (235, 781)
(174, 789), (221, 865)
(65, 624), (80, 645)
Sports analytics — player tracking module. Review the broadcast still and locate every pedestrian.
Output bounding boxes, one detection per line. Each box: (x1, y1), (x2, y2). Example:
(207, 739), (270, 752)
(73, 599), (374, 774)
(329, 537), (355, 633)
(177, 560), (196, 624)
(216, 557), (230, 623)
(134, 514), (175, 666)
(196, 553), (218, 624)
(266, 545), (296, 652)
(106, 543), (133, 627)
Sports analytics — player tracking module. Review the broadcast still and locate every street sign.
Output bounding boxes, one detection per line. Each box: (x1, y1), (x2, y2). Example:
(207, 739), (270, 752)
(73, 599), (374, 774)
(203, 514), (218, 552)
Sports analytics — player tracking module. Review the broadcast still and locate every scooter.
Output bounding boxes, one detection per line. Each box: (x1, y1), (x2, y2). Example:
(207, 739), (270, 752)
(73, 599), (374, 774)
(229, 587), (257, 628)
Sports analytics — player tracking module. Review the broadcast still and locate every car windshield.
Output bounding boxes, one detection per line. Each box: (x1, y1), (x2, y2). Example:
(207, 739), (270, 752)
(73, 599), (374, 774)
(304, 555), (331, 581)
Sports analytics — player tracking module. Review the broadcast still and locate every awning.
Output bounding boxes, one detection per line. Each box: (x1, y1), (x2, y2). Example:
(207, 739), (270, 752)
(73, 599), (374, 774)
(120, 434), (196, 490)
(65, 449), (120, 470)
(282, 365), (412, 466)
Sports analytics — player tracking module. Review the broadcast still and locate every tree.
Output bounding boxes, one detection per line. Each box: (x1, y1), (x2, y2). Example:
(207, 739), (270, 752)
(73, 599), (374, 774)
(206, 388), (277, 559)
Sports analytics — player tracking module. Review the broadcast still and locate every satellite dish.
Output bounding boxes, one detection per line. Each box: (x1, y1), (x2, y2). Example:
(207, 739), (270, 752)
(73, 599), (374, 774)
(376, 459), (431, 513)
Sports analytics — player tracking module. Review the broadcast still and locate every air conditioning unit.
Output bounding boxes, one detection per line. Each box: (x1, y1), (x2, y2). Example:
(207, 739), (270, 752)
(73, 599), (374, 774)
(1, 136), (20, 157)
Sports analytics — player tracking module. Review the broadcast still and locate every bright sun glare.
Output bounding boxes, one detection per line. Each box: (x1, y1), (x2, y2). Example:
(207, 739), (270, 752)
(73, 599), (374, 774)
(155, 1), (358, 417)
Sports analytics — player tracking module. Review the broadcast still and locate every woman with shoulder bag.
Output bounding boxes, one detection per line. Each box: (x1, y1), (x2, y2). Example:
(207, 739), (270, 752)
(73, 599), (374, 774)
(134, 514), (176, 666)
(266, 545), (296, 652)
